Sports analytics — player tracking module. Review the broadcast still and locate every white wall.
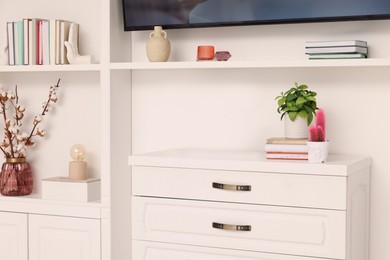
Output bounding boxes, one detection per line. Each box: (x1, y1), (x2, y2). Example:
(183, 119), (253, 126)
(131, 20), (390, 260)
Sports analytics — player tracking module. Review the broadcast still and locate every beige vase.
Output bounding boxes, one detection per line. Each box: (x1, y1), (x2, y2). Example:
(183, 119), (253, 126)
(146, 26), (171, 62)
(284, 115), (309, 139)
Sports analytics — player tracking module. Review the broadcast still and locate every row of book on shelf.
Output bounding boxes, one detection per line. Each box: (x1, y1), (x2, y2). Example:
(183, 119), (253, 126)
(305, 40), (368, 60)
(265, 137), (308, 161)
(6, 18), (78, 66)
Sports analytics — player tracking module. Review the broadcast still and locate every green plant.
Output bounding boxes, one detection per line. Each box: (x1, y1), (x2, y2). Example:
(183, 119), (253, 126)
(275, 82), (318, 125)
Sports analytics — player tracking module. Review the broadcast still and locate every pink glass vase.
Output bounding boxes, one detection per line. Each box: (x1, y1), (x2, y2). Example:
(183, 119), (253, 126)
(0, 158), (33, 196)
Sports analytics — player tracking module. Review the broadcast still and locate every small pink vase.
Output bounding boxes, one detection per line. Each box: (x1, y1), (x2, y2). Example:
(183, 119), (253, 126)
(0, 158), (33, 196)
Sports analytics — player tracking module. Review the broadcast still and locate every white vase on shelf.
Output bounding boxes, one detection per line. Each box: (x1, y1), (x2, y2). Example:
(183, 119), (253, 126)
(146, 26), (171, 62)
(284, 115), (308, 139)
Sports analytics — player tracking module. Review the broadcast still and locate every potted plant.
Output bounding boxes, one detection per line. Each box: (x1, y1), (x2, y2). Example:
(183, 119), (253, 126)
(0, 79), (60, 196)
(275, 82), (318, 139)
(307, 109), (329, 163)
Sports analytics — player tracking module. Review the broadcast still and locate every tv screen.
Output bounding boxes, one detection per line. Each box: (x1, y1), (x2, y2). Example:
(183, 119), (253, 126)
(122, 0), (390, 31)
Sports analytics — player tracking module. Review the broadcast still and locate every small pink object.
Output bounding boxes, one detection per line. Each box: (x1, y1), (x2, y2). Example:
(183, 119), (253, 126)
(215, 51), (231, 61)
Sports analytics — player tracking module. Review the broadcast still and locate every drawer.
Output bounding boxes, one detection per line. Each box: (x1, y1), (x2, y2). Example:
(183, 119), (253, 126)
(132, 166), (347, 210)
(133, 240), (334, 260)
(132, 197), (346, 259)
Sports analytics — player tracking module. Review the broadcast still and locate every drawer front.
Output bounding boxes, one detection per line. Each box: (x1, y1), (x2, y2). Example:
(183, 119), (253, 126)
(132, 197), (346, 259)
(133, 240), (334, 260)
(132, 166), (347, 210)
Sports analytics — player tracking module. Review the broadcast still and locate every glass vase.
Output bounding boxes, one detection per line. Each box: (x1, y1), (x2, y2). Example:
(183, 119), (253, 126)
(0, 158), (33, 196)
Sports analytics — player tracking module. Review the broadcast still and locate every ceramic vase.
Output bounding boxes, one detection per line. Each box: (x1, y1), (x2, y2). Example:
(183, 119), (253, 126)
(307, 141), (330, 163)
(146, 26), (171, 62)
(0, 158), (33, 196)
(284, 115), (309, 139)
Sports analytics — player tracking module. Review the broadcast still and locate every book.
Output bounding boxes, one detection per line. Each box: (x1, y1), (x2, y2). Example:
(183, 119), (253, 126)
(264, 143), (308, 152)
(28, 18), (38, 65)
(7, 22), (15, 65)
(266, 152), (308, 160)
(13, 21), (24, 65)
(60, 21), (72, 64)
(49, 19), (57, 65)
(266, 137), (307, 145)
(305, 40), (367, 48)
(309, 53), (367, 60)
(23, 19), (29, 65)
(41, 20), (50, 65)
(305, 46), (368, 55)
(55, 20), (61, 64)
(37, 20), (43, 64)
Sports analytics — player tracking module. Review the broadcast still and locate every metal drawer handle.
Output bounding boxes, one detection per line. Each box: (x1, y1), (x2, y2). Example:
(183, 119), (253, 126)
(212, 222), (251, 231)
(212, 182), (251, 191)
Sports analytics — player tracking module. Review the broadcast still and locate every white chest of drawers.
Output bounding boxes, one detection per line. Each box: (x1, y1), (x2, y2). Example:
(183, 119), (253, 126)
(129, 149), (370, 260)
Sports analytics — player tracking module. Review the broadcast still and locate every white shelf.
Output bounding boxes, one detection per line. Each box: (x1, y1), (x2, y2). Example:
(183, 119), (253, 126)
(128, 149), (371, 176)
(0, 194), (101, 218)
(111, 58), (390, 70)
(0, 64), (101, 72)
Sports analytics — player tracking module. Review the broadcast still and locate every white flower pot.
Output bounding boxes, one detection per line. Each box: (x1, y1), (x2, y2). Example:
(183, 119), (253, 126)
(307, 141), (330, 163)
(284, 115), (308, 139)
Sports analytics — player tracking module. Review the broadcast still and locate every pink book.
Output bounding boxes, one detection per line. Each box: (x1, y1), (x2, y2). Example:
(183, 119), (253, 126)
(37, 20), (42, 65)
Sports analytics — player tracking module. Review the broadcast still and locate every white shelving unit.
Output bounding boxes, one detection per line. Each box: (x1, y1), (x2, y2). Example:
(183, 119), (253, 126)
(111, 58), (390, 70)
(1, 0), (388, 259)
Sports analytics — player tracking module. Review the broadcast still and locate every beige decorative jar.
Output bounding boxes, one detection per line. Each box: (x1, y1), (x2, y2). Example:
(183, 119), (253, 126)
(146, 26), (171, 62)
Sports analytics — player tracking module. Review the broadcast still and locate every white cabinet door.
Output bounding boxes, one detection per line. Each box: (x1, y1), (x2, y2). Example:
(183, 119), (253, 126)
(29, 214), (101, 260)
(0, 211), (28, 260)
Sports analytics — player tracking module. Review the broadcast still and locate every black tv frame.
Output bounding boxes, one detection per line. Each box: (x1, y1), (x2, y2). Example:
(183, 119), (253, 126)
(122, 1), (390, 32)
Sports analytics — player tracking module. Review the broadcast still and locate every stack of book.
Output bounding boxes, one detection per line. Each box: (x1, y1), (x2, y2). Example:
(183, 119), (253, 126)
(305, 40), (368, 60)
(6, 18), (76, 66)
(265, 137), (308, 161)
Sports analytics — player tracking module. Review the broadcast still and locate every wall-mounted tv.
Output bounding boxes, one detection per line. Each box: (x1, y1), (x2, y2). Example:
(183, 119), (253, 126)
(122, 0), (390, 31)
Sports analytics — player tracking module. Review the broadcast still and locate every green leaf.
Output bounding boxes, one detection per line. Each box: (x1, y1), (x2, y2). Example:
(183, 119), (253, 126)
(298, 110), (308, 118)
(280, 111), (287, 121)
(288, 112), (298, 121)
(277, 97), (286, 107)
(306, 96), (316, 101)
(295, 96), (306, 105)
(286, 93), (296, 102)
(308, 113), (314, 125)
(298, 84), (308, 90)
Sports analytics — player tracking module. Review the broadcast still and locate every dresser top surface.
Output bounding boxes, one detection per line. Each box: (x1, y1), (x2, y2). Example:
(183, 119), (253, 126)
(128, 149), (371, 176)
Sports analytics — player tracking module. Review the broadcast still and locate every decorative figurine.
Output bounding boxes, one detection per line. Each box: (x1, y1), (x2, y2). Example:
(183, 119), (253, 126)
(64, 23), (93, 64)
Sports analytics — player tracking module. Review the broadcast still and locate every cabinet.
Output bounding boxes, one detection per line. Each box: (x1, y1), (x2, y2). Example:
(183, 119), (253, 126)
(0, 211), (28, 260)
(0, 211), (100, 260)
(129, 149), (370, 260)
(29, 214), (100, 260)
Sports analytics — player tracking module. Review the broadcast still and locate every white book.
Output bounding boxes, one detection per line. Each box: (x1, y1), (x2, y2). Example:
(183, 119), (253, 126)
(42, 20), (49, 65)
(309, 53), (366, 60)
(306, 40), (367, 48)
(60, 21), (72, 64)
(13, 22), (19, 65)
(23, 19), (29, 65)
(49, 19), (56, 65)
(264, 143), (308, 152)
(266, 153), (308, 159)
(28, 18), (38, 65)
(55, 20), (61, 64)
(7, 22), (15, 65)
(305, 46), (368, 55)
